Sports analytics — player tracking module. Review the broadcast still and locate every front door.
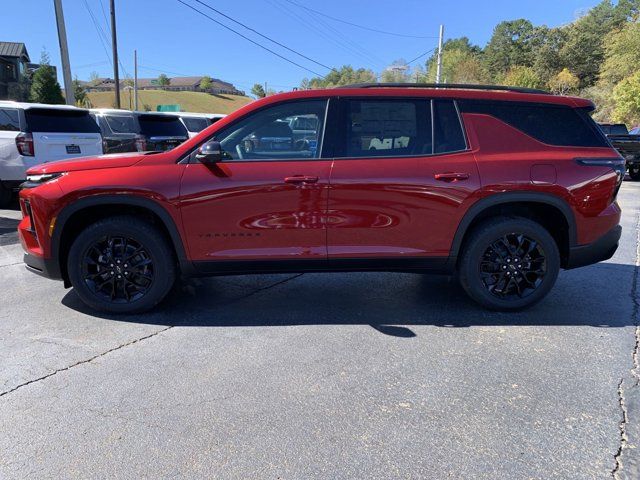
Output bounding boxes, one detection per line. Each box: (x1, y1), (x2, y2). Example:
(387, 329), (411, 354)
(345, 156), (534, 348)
(327, 98), (480, 267)
(179, 99), (331, 272)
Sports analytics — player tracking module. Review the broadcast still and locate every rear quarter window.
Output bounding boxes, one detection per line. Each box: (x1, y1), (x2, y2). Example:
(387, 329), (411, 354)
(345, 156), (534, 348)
(459, 101), (608, 148)
(24, 108), (101, 134)
(0, 108), (20, 131)
(138, 115), (188, 137)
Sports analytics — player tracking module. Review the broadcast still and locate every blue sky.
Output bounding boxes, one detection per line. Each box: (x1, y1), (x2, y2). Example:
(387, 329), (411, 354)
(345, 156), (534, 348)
(3, 0), (599, 93)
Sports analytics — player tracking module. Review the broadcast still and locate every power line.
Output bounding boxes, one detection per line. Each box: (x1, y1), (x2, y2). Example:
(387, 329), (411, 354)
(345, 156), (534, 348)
(407, 47), (437, 65)
(83, 0), (112, 65)
(266, 0), (384, 70)
(283, 0), (440, 39)
(175, 0), (324, 77)
(192, 0), (332, 72)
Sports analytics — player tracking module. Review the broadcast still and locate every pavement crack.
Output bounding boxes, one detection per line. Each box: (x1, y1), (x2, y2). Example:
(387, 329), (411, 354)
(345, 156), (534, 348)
(0, 326), (172, 399)
(613, 378), (630, 478)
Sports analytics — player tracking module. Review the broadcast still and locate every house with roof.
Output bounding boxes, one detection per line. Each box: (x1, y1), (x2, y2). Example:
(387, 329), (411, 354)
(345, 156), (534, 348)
(0, 42), (30, 99)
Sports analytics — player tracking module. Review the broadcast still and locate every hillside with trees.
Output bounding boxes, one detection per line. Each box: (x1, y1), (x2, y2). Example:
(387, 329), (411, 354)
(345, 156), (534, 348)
(300, 0), (640, 125)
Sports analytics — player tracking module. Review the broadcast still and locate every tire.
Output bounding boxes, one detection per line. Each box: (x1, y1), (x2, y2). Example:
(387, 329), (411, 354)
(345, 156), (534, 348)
(67, 215), (176, 314)
(629, 165), (640, 181)
(458, 217), (560, 311)
(0, 183), (12, 208)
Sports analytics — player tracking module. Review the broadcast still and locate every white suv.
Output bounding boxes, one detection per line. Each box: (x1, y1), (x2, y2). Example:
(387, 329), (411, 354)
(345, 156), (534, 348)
(0, 101), (103, 206)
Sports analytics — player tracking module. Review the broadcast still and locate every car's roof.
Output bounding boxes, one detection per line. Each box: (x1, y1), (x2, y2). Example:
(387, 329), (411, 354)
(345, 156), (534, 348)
(90, 108), (136, 115)
(177, 112), (226, 119)
(255, 86), (594, 109)
(0, 100), (90, 112)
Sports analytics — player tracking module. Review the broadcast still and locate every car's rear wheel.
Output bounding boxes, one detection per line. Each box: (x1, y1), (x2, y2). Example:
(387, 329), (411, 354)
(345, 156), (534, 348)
(67, 215), (176, 314)
(628, 165), (640, 181)
(458, 217), (560, 311)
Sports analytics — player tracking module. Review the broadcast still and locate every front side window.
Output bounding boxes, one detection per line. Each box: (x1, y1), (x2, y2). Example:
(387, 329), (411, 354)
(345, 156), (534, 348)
(342, 99), (431, 158)
(0, 108), (20, 132)
(213, 99), (327, 161)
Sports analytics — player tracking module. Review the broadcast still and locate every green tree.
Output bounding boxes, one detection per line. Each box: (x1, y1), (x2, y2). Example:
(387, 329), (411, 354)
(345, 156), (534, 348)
(559, 0), (638, 88)
(484, 19), (536, 78)
(548, 68), (580, 95)
(424, 38), (488, 84)
(251, 83), (266, 98)
(532, 27), (568, 81)
(501, 65), (545, 89)
(73, 78), (89, 107)
(29, 51), (64, 104)
(301, 65), (377, 89)
(600, 20), (640, 86)
(200, 75), (213, 90)
(380, 59), (410, 83)
(157, 74), (170, 86)
(612, 71), (640, 124)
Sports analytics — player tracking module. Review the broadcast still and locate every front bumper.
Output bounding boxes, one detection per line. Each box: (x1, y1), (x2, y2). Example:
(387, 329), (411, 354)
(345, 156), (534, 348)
(23, 252), (62, 280)
(566, 225), (621, 269)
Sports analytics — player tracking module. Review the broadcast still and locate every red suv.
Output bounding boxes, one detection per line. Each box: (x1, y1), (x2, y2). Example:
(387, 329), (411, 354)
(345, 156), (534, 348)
(18, 84), (624, 313)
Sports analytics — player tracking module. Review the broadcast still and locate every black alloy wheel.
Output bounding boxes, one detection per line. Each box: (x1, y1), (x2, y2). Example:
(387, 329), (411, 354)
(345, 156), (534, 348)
(81, 235), (154, 303)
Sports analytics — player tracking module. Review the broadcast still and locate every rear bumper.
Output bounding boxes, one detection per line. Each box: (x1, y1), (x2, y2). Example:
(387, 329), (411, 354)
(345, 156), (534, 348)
(566, 225), (621, 269)
(23, 251), (62, 280)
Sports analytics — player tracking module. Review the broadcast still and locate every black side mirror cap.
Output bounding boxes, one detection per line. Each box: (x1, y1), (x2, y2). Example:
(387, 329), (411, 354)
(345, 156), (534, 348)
(195, 140), (223, 163)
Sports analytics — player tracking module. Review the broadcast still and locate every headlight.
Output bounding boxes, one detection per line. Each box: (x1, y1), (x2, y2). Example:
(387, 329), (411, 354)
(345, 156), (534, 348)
(22, 173), (63, 189)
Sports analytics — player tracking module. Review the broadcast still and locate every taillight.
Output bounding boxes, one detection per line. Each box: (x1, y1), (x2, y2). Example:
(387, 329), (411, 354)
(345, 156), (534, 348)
(135, 135), (146, 152)
(576, 156), (626, 200)
(16, 132), (34, 156)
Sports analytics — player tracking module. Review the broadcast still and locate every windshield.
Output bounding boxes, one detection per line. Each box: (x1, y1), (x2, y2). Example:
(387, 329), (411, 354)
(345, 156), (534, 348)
(25, 109), (101, 133)
(105, 114), (139, 134)
(137, 115), (188, 137)
(181, 117), (209, 132)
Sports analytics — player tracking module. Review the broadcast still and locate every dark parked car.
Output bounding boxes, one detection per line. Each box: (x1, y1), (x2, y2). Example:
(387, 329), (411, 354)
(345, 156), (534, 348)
(598, 123), (640, 180)
(91, 109), (143, 154)
(92, 110), (189, 153)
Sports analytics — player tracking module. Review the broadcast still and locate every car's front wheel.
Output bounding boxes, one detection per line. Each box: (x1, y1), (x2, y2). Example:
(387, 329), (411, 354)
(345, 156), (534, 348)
(67, 215), (176, 314)
(458, 217), (560, 311)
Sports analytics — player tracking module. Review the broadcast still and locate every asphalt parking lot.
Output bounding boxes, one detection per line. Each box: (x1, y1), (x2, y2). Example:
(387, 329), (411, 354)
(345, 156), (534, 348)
(1, 185), (639, 479)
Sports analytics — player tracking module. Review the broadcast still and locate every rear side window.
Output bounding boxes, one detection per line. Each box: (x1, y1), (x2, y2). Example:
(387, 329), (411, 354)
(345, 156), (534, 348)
(105, 115), (138, 134)
(433, 100), (466, 153)
(0, 108), (20, 131)
(181, 117), (208, 132)
(24, 109), (100, 134)
(601, 124), (628, 135)
(343, 99), (431, 157)
(459, 101), (608, 147)
(138, 115), (188, 137)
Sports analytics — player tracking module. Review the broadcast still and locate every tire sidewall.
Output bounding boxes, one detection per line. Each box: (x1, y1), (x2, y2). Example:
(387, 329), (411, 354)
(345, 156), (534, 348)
(67, 218), (175, 314)
(459, 218), (560, 311)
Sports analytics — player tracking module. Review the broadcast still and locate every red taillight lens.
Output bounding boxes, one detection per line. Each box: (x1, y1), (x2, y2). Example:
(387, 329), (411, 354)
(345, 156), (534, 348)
(16, 132), (34, 156)
(135, 135), (146, 152)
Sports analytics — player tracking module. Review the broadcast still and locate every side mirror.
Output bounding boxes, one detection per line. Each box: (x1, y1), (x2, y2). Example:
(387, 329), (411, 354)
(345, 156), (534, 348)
(195, 140), (223, 163)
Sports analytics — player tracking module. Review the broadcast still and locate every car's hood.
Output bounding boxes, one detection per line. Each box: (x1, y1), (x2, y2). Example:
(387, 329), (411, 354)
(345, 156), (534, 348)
(26, 153), (147, 175)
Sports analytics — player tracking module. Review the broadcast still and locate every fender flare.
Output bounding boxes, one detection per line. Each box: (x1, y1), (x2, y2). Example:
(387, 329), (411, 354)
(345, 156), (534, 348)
(52, 194), (193, 275)
(449, 192), (578, 259)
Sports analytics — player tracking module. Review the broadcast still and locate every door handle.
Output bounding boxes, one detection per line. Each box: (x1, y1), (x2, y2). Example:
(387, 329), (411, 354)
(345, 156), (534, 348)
(434, 172), (470, 182)
(284, 175), (319, 184)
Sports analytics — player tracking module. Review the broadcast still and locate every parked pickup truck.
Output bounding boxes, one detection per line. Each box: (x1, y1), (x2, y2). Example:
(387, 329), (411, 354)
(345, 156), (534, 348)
(599, 123), (640, 180)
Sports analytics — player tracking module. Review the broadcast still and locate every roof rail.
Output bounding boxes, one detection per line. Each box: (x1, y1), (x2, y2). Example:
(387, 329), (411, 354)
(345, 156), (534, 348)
(337, 83), (550, 95)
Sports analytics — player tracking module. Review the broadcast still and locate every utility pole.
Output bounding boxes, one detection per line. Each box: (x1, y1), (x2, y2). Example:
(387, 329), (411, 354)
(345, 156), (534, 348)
(134, 50), (138, 111)
(53, 0), (75, 105)
(110, 0), (120, 108)
(435, 24), (444, 85)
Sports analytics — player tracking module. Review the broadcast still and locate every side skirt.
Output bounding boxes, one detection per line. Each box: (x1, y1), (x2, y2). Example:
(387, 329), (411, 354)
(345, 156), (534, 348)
(192, 256), (454, 276)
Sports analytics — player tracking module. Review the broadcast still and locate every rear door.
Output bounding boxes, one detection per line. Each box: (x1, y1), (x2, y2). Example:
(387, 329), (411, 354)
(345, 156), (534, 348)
(25, 108), (103, 162)
(327, 97), (480, 266)
(0, 107), (26, 181)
